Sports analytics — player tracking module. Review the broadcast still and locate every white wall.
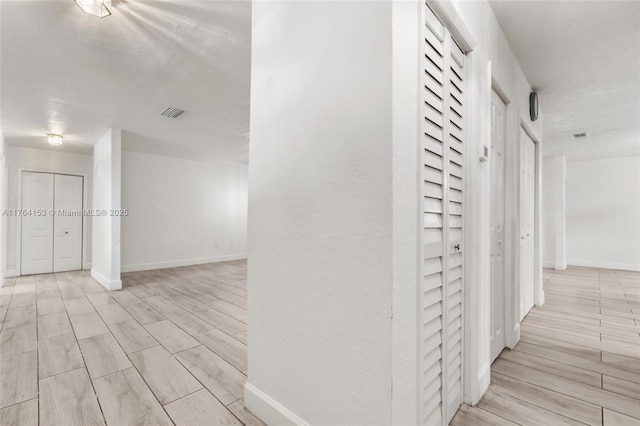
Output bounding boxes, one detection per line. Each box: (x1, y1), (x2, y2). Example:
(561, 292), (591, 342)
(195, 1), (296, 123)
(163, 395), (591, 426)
(542, 156), (566, 270)
(121, 150), (247, 272)
(4, 145), (93, 276)
(247, 2), (394, 425)
(91, 128), (121, 289)
(391, 1), (420, 423)
(0, 133), (7, 285)
(566, 156), (640, 271)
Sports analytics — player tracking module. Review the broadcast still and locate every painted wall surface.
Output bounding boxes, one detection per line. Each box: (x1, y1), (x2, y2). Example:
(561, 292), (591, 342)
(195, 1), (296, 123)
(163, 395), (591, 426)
(121, 150), (247, 272)
(4, 146), (93, 276)
(450, 0), (543, 141)
(566, 156), (640, 271)
(91, 128), (121, 289)
(542, 156), (566, 270)
(542, 158), (556, 265)
(0, 134), (6, 285)
(391, 1), (420, 424)
(247, 1), (394, 424)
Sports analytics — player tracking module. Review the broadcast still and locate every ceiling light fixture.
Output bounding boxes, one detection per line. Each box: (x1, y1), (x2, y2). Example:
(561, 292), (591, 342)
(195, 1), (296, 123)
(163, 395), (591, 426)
(48, 134), (64, 146)
(74, 0), (112, 18)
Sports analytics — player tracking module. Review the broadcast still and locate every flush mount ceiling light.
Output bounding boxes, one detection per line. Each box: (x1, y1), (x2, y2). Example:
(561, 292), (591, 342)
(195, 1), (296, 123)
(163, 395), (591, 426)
(48, 134), (64, 146)
(74, 0), (112, 18)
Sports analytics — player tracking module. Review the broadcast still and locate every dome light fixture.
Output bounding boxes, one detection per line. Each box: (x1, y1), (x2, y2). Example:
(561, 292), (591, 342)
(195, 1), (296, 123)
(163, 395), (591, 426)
(74, 0), (112, 18)
(48, 134), (64, 146)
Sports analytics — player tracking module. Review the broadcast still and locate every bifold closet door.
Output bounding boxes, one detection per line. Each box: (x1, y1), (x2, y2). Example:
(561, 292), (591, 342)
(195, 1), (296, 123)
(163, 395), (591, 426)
(21, 172), (83, 275)
(420, 4), (466, 425)
(21, 172), (55, 275)
(54, 174), (83, 272)
(520, 129), (535, 319)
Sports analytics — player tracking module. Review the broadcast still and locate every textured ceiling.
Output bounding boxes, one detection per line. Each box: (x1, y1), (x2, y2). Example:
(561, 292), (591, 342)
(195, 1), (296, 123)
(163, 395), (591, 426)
(1, 0), (251, 163)
(489, 0), (640, 161)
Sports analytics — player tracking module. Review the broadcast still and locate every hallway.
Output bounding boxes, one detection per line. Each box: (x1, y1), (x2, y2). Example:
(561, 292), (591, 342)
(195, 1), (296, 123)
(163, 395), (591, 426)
(452, 267), (640, 425)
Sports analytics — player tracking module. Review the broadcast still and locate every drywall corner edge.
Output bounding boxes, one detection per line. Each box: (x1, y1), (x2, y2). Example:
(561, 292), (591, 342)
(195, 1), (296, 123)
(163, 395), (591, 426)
(244, 383), (309, 426)
(91, 268), (122, 291)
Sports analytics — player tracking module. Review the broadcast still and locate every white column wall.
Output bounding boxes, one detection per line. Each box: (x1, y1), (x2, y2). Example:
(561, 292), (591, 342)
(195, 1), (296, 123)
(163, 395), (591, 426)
(91, 128), (122, 290)
(542, 155), (567, 270)
(0, 133), (6, 286)
(391, 1), (421, 424)
(246, 2), (396, 424)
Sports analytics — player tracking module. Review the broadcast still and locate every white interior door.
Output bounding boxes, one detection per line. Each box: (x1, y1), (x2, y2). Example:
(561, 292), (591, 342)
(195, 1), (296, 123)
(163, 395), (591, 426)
(21, 172), (54, 275)
(420, 5), (465, 424)
(54, 174), (83, 272)
(490, 91), (506, 362)
(520, 129), (535, 319)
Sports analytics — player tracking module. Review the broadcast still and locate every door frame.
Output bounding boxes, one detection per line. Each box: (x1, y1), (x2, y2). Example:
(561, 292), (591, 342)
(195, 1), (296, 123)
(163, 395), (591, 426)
(425, 0), (481, 413)
(519, 121), (544, 310)
(489, 83), (509, 362)
(16, 168), (90, 275)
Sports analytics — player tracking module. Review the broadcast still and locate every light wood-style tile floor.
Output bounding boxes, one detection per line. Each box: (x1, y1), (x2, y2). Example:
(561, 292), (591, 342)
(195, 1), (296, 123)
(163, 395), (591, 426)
(0, 260), (265, 426)
(451, 266), (640, 426)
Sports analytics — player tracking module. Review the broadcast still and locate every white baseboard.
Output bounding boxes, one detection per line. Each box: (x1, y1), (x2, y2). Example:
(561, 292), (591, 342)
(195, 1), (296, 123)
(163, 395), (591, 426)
(567, 259), (640, 272)
(506, 322), (521, 350)
(83, 262), (92, 270)
(121, 254), (247, 273)
(543, 261), (567, 271)
(472, 362), (490, 405)
(4, 269), (18, 278)
(91, 268), (122, 291)
(244, 382), (309, 426)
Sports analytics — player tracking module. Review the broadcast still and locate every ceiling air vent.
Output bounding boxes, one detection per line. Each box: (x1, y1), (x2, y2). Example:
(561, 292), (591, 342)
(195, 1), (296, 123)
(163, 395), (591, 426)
(573, 132), (590, 139)
(160, 107), (188, 119)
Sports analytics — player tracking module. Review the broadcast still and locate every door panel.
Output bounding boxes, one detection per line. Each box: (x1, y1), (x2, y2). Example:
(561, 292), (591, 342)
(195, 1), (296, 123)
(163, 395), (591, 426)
(21, 172), (54, 275)
(490, 90), (506, 362)
(420, 4), (465, 424)
(520, 129), (535, 319)
(53, 174), (83, 272)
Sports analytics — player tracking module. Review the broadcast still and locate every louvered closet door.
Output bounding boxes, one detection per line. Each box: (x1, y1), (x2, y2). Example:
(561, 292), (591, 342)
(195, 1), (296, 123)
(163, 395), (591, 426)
(420, 4), (465, 425)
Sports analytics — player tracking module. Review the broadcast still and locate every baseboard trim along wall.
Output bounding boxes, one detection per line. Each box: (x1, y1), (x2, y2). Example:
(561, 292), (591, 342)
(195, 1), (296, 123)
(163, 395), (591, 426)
(4, 269), (18, 278)
(244, 383), (309, 426)
(121, 254), (247, 273)
(567, 259), (640, 272)
(91, 268), (123, 291)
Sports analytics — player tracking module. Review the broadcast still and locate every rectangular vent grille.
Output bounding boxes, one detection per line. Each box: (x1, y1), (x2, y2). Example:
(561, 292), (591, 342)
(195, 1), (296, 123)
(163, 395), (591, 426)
(573, 132), (590, 138)
(160, 107), (188, 119)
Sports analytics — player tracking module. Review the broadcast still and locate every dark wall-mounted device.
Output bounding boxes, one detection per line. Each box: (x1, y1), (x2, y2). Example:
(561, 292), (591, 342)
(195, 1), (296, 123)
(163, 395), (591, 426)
(529, 92), (539, 122)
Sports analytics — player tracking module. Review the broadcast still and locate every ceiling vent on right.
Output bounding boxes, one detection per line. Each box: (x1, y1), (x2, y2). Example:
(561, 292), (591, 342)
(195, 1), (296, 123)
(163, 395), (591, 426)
(573, 132), (590, 139)
(160, 107), (188, 119)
